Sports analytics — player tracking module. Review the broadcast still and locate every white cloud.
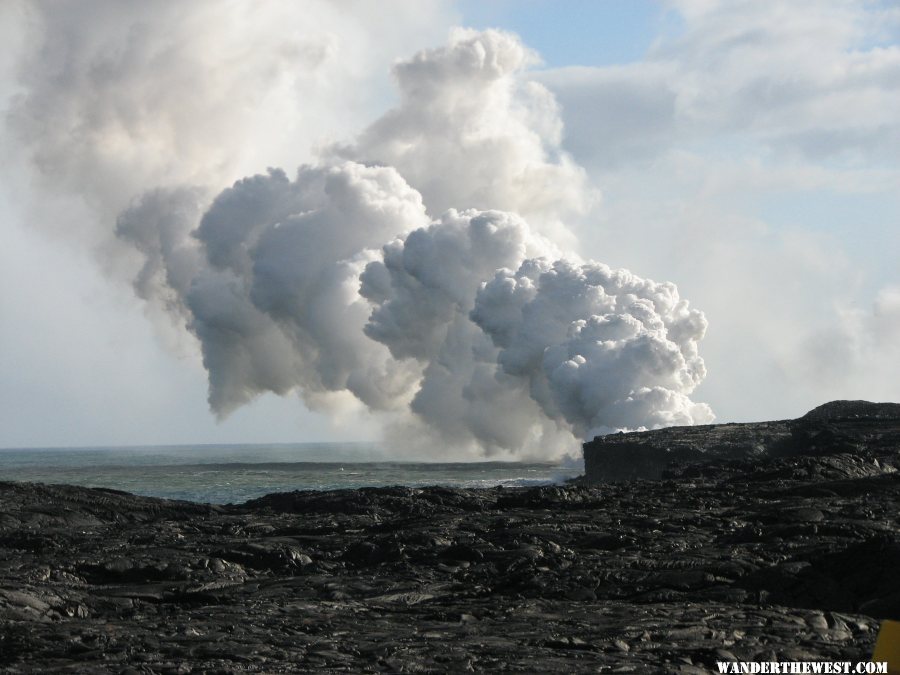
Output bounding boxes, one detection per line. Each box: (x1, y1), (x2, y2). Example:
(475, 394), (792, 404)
(543, 0), (900, 166)
(795, 285), (900, 400)
(188, 162), (429, 416)
(473, 258), (712, 436)
(333, 28), (595, 244)
(536, 0), (900, 420)
(75, 26), (711, 458)
(0, 0), (457, 447)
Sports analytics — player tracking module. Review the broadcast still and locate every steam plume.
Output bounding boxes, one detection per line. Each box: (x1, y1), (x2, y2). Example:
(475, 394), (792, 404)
(8, 14), (712, 458)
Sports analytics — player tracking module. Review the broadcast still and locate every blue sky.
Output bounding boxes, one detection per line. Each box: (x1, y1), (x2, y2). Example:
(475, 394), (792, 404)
(458, 0), (665, 67)
(1, 0), (898, 450)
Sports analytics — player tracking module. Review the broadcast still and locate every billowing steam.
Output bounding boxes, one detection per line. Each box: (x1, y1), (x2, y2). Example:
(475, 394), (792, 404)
(331, 29), (592, 239)
(113, 158), (712, 456)
(473, 260), (712, 436)
(8, 14), (712, 459)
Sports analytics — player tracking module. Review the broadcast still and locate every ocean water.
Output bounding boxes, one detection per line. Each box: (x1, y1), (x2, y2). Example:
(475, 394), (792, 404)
(0, 443), (579, 504)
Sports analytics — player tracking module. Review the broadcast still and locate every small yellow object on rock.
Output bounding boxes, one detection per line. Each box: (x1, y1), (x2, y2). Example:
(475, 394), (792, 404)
(873, 620), (900, 674)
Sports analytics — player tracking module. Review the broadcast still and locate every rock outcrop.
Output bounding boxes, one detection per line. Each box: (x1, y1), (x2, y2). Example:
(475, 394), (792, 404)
(583, 400), (900, 482)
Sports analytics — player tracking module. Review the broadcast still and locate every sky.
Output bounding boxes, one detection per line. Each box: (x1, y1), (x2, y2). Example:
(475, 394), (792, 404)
(0, 0), (898, 452)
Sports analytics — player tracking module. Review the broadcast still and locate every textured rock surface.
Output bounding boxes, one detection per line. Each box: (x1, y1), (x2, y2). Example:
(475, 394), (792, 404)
(583, 400), (900, 482)
(0, 401), (897, 672)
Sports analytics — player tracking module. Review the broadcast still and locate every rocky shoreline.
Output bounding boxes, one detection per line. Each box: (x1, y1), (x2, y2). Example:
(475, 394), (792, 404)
(1, 401), (898, 673)
(584, 400), (900, 482)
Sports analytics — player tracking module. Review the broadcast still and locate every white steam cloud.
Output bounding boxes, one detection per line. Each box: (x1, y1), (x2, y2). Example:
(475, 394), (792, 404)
(7, 10), (712, 459)
(473, 260), (713, 436)
(332, 28), (593, 244)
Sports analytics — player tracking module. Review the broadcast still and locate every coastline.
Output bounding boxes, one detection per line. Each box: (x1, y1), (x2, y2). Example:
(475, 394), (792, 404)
(0, 448), (575, 504)
(2, 443), (897, 672)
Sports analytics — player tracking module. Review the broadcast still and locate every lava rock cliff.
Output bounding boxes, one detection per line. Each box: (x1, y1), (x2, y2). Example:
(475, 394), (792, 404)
(583, 400), (900, 483)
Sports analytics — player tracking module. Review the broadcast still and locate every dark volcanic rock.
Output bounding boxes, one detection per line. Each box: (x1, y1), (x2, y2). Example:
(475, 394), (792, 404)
(0, 400), (897, 672)
(583, 399), (900, 482)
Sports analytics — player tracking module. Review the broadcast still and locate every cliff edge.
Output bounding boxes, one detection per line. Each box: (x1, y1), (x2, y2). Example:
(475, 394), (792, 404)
(583, 400), (900, 482)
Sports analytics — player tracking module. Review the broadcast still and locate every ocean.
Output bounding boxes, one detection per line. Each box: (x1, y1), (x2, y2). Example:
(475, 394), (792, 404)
(0, 443), (580, 504)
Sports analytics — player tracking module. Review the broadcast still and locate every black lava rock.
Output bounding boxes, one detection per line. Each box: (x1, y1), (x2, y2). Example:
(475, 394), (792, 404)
(0, 399), (896, 672)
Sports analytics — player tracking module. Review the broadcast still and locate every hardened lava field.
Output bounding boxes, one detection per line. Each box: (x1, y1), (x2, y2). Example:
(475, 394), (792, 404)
(1, 402), (898, 673)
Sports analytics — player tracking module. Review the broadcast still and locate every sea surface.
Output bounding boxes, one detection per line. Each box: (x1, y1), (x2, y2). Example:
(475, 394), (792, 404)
(0, 443), (579, 504)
